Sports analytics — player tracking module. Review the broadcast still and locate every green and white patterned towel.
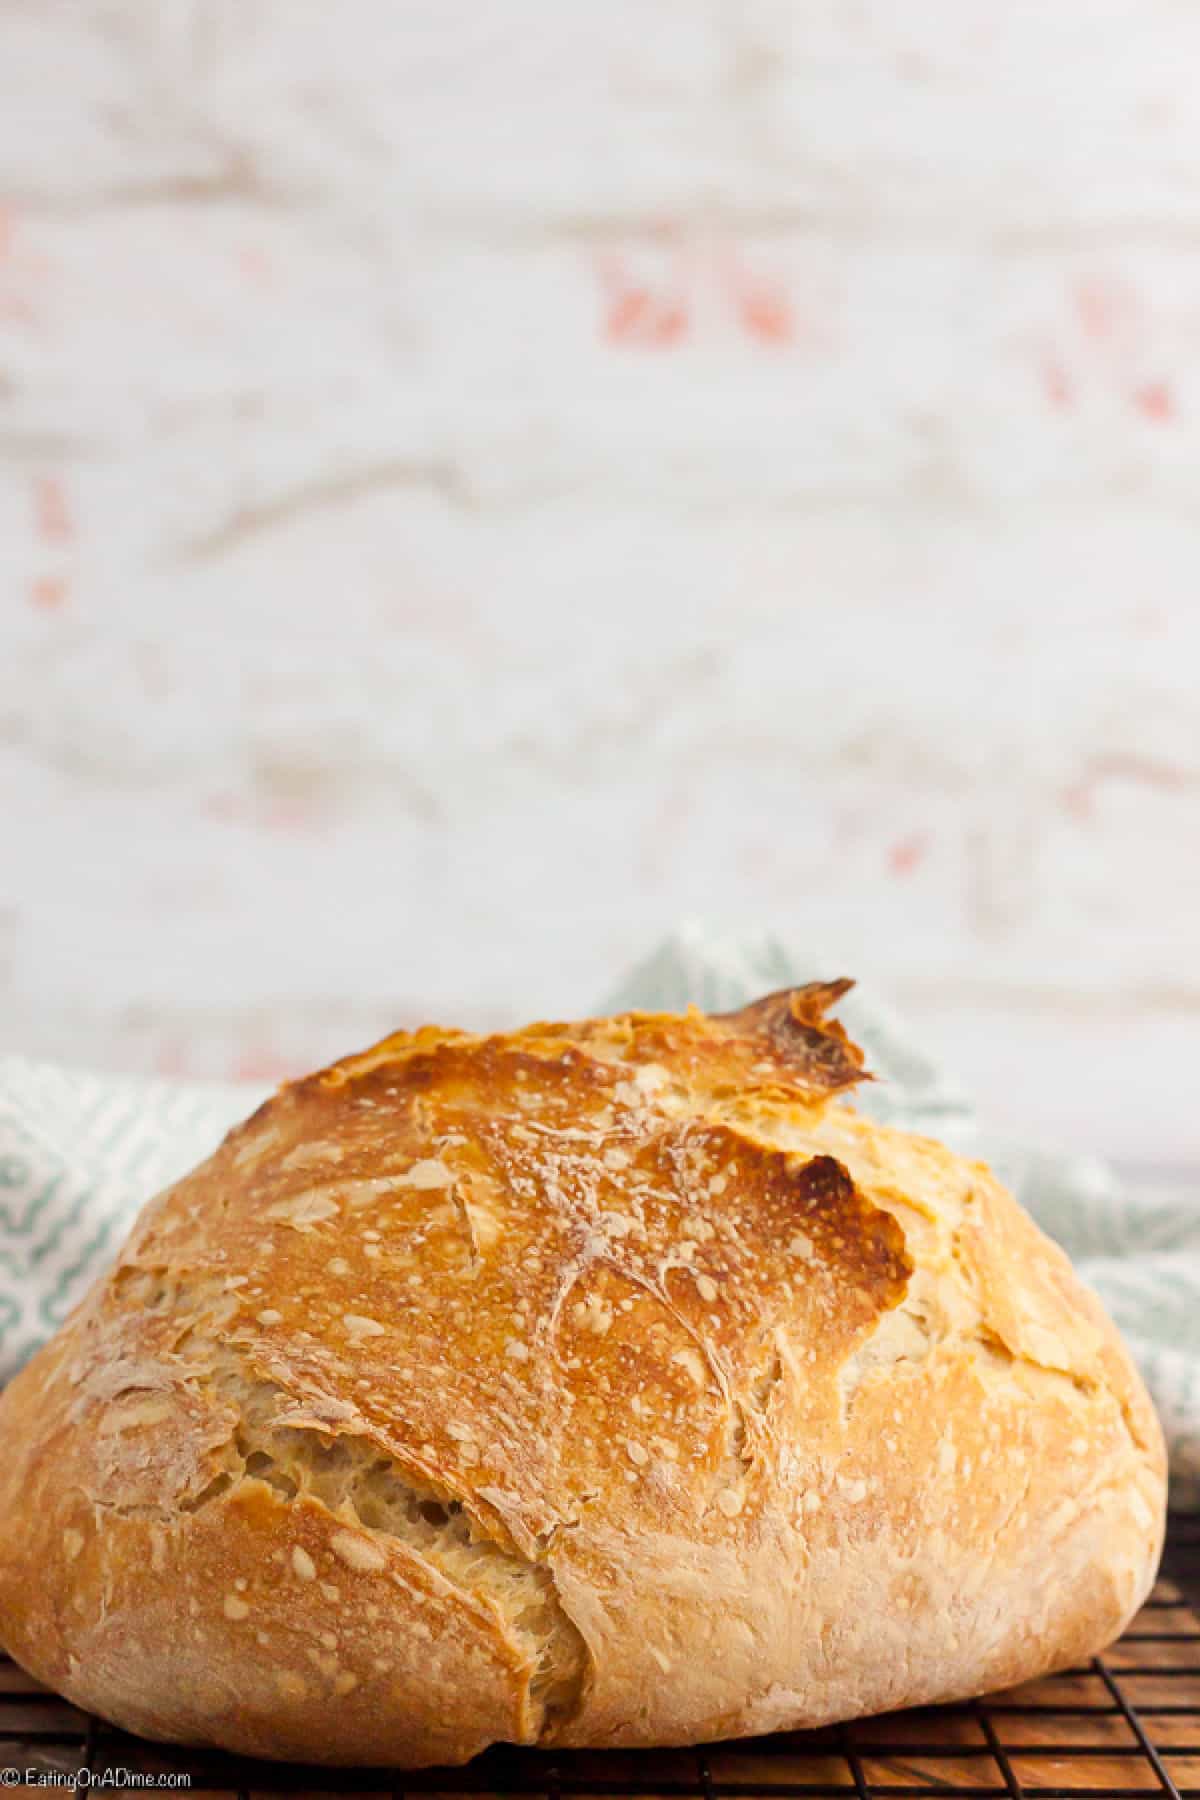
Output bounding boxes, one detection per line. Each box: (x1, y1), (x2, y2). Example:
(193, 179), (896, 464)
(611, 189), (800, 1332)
(2, 926), (1194, 1502)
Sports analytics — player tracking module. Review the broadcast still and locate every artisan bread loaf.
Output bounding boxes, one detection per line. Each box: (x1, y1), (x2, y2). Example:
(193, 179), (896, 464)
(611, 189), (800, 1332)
(0, 985), (1165, 1765)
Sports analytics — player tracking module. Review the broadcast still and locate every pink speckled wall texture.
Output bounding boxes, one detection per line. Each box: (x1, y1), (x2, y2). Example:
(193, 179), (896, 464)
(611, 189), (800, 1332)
(1, 3), (1197, 1162)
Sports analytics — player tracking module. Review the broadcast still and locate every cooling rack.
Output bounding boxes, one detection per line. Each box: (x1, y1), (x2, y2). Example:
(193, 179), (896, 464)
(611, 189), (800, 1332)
(3, 1515), (1198, 1799)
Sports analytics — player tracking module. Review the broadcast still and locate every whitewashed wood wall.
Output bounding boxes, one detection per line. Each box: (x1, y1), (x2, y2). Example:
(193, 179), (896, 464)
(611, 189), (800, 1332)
(2, 1), (1198, 1163)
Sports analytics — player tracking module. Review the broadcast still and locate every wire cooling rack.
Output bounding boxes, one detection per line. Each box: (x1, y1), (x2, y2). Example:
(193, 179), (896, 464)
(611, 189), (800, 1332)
(3, 1516), (1199, 1800)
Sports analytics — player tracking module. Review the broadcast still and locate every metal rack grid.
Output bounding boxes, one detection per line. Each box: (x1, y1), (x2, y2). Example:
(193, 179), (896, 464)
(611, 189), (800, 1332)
(3, 1517), (1199, 1800)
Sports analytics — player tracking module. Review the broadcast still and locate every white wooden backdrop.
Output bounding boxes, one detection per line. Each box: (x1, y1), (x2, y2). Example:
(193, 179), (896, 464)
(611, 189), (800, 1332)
(1, 1), (1198, 1164)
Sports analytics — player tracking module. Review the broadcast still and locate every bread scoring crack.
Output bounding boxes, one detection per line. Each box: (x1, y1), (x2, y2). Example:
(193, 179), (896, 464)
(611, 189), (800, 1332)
(209, 1354), (590, 1742)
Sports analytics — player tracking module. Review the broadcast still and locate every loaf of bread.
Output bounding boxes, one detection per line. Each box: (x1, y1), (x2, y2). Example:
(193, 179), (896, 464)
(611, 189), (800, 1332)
(0, 986), (1165, 1765)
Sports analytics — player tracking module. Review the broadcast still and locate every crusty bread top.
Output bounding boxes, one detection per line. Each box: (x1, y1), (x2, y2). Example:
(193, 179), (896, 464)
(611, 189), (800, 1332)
(0, 983), (1166, 1764)
(96, 982), (907, 1548)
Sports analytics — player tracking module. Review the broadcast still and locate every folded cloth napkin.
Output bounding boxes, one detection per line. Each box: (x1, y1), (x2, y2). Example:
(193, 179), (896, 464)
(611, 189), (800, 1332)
(2, 925), (1195, 1503)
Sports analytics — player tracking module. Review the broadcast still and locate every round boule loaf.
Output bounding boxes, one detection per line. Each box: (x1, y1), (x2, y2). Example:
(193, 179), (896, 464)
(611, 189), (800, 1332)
(0, 984), (1165, 1765)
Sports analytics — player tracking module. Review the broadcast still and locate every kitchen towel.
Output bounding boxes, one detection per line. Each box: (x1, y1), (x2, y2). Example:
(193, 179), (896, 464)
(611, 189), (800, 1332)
(2, 923), (1196, 1501)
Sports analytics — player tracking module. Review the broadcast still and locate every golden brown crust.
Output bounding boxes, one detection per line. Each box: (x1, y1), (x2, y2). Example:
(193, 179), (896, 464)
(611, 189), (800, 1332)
(716, 979), (868, 1092)
(0, 988), (1166, 1765)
